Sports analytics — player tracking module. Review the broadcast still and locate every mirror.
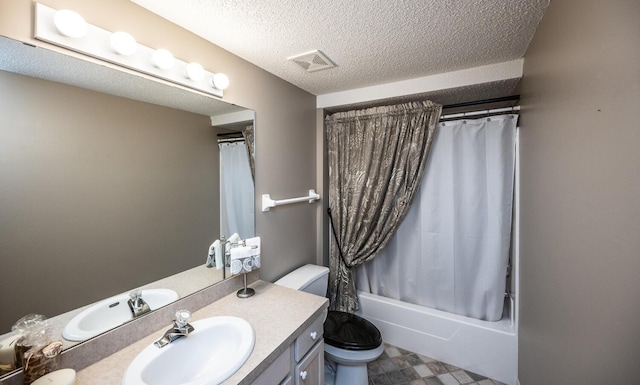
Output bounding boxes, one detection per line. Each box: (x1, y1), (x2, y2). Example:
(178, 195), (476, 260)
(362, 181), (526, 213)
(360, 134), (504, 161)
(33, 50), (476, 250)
(0, 35), (255, 370)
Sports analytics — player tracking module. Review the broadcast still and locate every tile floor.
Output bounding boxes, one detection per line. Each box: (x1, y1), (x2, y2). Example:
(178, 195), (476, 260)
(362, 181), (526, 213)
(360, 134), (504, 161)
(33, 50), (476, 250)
(367, 344), (507, 385)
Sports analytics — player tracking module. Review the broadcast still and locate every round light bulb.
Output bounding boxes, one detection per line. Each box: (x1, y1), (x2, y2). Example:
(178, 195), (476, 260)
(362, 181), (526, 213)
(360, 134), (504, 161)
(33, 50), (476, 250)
(211, 73), (230, 90)
(152, 49), (175, 70)
(53, 10), (88, 38)
(184, 62), (205, 81)
(110, 32), (137, 56)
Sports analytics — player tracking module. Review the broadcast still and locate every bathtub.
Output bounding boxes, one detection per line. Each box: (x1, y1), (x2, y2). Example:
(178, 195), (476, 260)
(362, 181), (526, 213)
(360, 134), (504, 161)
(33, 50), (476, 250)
(356, 291), (517, 385)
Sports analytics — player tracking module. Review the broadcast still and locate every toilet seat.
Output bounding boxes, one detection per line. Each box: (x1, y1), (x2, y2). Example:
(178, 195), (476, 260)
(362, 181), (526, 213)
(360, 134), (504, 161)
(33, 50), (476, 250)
(324, 311), (382, 351)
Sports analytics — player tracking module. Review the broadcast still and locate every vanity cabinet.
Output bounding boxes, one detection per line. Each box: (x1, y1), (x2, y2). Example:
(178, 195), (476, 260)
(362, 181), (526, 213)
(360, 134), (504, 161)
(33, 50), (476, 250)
(251, 313), (324, 385)
(63, 281), (328, 385)
(251, 346), (291, 385)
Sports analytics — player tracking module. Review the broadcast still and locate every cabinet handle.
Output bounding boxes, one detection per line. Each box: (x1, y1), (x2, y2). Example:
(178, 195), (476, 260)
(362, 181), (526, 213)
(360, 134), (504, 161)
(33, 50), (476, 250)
(310, 331), (317, 340)
(300, 370), (308, 380)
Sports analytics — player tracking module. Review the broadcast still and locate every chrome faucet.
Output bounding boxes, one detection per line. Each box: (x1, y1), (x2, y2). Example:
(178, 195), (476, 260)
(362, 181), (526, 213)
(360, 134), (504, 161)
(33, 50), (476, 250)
(154, 310), (194, 348)
(127, 290), (151, 318)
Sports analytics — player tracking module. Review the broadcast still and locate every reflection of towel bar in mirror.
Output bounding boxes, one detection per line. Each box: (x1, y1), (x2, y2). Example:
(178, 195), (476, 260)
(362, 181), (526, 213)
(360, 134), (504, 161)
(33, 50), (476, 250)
(262, 189), (320, 212)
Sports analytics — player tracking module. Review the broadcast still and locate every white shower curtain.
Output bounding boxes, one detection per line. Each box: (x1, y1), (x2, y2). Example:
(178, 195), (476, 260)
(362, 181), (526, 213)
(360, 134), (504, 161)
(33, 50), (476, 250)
(219, 141), (254, 239)
(357, 114), (517, 321)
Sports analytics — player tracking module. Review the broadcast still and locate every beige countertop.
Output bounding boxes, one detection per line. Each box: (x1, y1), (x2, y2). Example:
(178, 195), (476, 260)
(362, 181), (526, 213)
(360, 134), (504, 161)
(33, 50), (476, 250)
(74, 280), (329, 385)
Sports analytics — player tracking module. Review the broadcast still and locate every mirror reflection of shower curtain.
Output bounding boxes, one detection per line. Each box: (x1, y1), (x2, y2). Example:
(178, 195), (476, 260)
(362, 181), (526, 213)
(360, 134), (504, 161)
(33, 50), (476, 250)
(219, 141), (254, 239)
(357, 114), (517, 321)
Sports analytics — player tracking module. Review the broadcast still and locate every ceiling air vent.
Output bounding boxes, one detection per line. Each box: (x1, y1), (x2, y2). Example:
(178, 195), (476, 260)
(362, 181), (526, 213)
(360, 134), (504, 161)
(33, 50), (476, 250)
(288, 50), (336, 73)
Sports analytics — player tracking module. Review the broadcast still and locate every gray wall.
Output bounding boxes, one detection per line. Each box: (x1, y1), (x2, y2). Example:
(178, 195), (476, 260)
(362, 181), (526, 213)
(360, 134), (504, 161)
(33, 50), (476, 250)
(0, 0), (319, 288)
(0, 70), (219, 331)
(519, 0), (640, 383)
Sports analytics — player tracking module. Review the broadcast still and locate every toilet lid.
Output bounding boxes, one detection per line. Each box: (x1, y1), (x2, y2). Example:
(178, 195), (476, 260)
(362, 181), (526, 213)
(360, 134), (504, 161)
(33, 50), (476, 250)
(324, 311), (382, 351)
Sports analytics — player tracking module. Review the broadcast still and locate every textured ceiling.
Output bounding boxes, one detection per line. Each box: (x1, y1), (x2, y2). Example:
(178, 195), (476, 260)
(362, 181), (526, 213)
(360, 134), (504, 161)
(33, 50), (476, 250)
(131, 0), (550, 96)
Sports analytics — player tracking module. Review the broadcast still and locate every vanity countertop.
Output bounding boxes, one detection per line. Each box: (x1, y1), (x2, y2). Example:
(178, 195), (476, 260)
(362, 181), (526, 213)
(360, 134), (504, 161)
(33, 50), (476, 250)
(74, 280), (329, 385)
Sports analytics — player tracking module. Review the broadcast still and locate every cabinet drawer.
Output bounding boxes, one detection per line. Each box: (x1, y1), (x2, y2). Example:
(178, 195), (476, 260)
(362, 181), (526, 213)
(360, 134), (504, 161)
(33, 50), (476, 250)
(295, 340), (324, 385)
(294, 315), (324, 362)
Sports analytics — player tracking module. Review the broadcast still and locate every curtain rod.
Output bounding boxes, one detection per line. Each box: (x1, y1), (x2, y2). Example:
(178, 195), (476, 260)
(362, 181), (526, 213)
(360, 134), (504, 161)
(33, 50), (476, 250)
(440, 105), (520, 121)
(442, 95), (520, 110)
(217, 131), (242, 138)
(218, 138), (245, 144)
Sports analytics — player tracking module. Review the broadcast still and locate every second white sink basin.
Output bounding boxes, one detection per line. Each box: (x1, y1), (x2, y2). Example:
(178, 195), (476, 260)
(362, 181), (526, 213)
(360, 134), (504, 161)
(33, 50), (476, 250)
(62, 289), (179, 342)
(122, 316), (255, 385)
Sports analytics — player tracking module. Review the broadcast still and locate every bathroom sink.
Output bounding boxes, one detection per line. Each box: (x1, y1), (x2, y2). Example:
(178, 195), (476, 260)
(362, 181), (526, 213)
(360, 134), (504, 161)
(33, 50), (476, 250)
(62, 289), (179, 341)
(122, 316), (255, 385)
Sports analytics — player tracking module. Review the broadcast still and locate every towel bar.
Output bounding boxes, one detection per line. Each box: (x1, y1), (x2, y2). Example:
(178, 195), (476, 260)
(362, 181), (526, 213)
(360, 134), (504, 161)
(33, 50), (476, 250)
(261, 189), (320, 212)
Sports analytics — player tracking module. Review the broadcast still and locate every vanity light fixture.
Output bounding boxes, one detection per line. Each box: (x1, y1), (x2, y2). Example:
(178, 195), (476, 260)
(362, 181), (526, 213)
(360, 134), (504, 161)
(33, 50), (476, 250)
(184, 62), (205, 81)
(35, 3), (228, 98)
(152, 48), (175, 70)
(53, 9), (88, 38)
(212, 73), (230, 90)
(110, 31), (137, 56)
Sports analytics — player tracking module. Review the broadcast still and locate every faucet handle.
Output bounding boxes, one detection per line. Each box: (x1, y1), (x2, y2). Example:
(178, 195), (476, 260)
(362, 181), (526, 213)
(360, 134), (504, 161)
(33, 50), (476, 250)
(129, 289), (142, 301)
(175, 310), (191, 328)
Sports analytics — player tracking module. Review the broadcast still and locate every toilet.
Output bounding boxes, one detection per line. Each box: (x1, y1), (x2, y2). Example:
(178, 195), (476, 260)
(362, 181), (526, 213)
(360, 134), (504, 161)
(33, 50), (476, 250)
(274, 264), (384, 385)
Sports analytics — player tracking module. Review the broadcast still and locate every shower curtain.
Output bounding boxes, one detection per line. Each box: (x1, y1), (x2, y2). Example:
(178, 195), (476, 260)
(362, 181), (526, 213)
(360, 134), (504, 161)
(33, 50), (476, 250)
(219, 141), (254, 239)
(357, 115), (517, 321)
(326, 101), (441, 313)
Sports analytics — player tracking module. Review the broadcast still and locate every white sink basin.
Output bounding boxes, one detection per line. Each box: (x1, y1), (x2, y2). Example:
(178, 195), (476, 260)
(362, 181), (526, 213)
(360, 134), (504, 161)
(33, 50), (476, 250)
(122, 316), (255, 385)
(62, 289), (179, 341)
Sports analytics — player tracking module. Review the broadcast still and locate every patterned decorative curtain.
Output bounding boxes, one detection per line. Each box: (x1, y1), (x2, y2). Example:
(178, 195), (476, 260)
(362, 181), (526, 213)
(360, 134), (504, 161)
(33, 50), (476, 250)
(326, 101), (442, 312)
(242, 125), (255, 182)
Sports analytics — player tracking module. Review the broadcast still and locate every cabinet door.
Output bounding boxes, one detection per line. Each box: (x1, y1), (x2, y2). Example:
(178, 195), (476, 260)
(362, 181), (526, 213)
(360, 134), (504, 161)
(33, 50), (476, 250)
(295, 340), (324, 385)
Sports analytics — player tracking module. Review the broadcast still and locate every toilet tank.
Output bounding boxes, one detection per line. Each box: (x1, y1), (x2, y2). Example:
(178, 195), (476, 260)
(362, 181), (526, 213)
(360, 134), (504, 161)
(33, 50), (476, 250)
(274, 264), (329, 297)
